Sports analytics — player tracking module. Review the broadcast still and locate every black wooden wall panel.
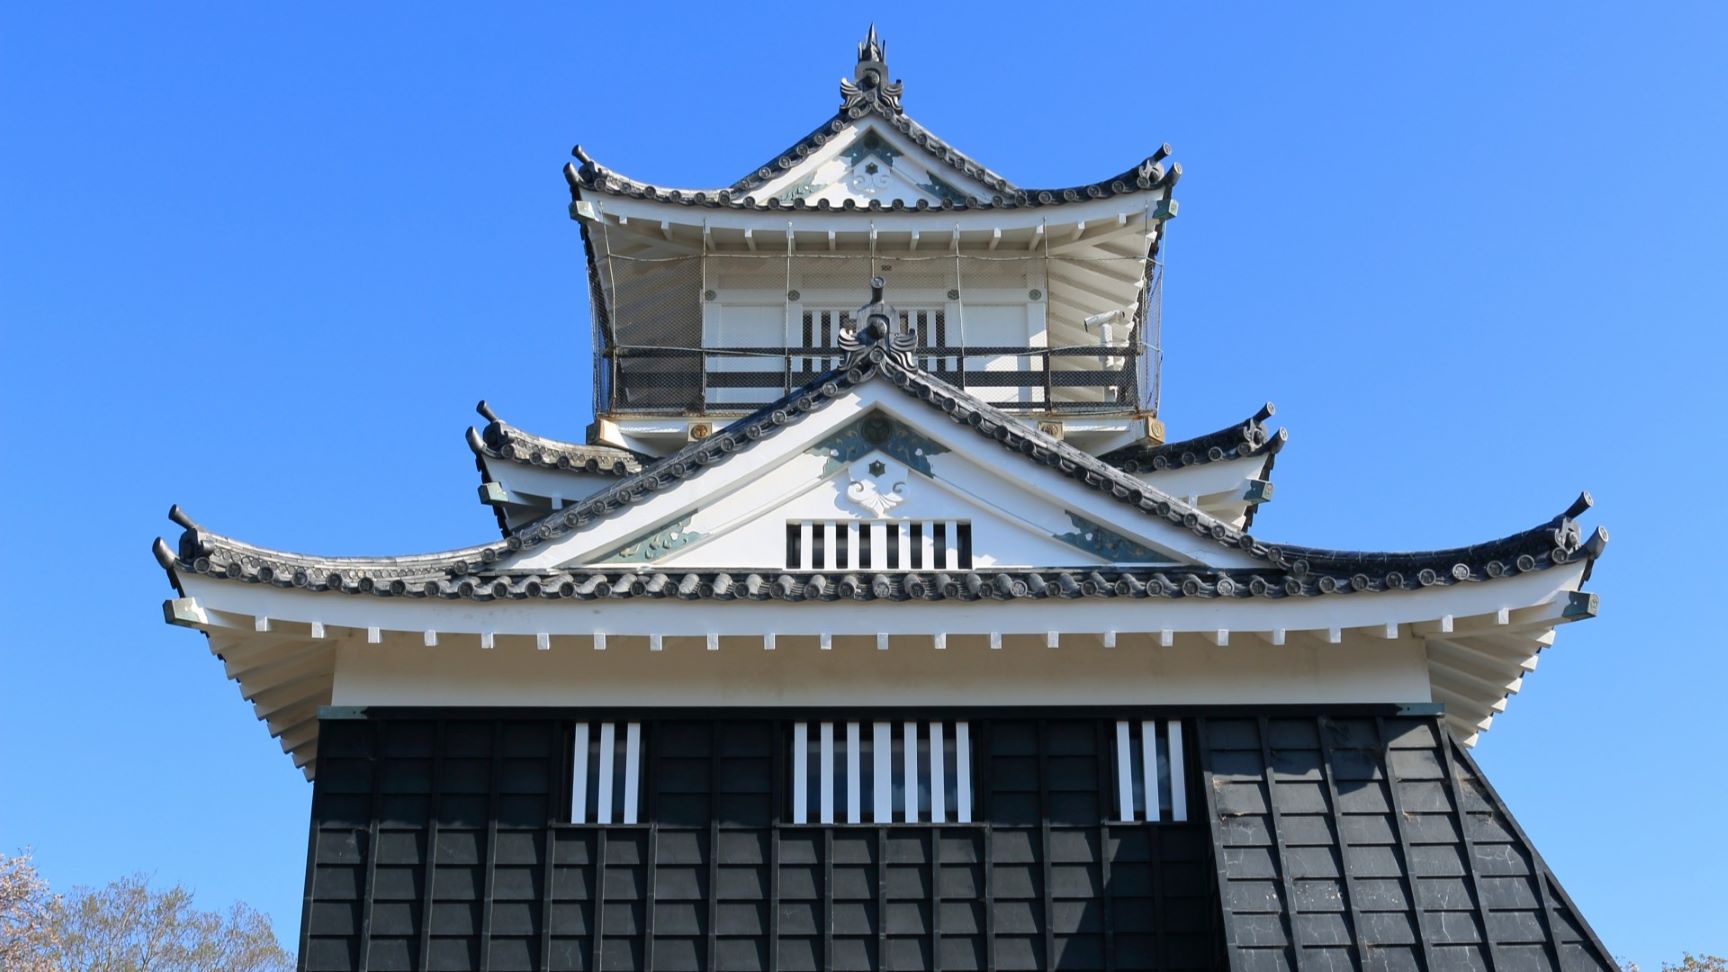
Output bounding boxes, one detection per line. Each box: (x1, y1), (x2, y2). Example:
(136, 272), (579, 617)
(299, 713), (1230, 971)
(1198, 715), (1616, 972)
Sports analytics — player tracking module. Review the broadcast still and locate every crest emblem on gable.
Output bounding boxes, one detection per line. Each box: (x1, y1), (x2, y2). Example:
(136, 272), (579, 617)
(845, 457), (906, 516)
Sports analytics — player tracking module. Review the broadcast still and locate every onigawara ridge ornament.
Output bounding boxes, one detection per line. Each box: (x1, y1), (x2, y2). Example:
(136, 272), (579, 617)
(154, 28), (1616, 972)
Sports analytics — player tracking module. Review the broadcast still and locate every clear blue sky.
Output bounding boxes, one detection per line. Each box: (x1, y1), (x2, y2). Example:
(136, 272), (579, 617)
(2, 2), (1723, 965)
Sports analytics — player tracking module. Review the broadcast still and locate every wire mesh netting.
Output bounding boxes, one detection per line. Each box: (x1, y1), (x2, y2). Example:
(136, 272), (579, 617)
(588, 229), (1160, 418)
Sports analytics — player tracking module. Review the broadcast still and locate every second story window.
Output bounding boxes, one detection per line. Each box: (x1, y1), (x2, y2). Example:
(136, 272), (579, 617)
(570, 721), (643, 824)
(1113, 719), (1189, 823)
(791, 720), (973, 824)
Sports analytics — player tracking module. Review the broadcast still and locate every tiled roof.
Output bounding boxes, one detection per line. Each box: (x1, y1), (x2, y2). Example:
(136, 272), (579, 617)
(564, 29), (1176, 214)
(155, 339), (1605, 603)
(468, 400), (645, 476)
(1100, 403), (1286, 473)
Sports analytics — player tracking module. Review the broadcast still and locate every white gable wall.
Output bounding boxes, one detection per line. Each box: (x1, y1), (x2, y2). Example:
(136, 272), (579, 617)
(652, 453), (1113, 570)
(503, 384), (1259, 572)
(751, 118), (1000, 206)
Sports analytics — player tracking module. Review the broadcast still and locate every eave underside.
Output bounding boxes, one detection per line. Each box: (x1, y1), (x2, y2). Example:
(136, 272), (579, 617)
(168, 566), (1594, 779)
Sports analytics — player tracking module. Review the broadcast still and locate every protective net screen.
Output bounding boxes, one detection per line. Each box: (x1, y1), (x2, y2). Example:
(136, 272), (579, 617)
(588, 226), (1158, 417)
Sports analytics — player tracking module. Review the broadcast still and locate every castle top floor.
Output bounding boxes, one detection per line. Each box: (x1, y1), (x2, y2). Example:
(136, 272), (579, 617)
(567, 29), (1179, 444)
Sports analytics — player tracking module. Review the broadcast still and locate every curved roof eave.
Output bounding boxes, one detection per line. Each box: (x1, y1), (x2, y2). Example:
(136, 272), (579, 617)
(1102, 403), (1287, 474)
(564, 138), (1178, 214)
(468, 400), (646, 476)
(153, 346), (1607, 605)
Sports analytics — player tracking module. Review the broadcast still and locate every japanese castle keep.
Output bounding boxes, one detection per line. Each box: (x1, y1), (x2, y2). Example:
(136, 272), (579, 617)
(155, 30), (1617, 972)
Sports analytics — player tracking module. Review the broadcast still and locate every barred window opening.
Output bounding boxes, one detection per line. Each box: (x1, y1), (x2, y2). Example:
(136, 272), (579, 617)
(786, 520), (973, 570)
(791, 720), (972, 824)
(570, 721), (643, 824)
(1114, 719), (1189, 823)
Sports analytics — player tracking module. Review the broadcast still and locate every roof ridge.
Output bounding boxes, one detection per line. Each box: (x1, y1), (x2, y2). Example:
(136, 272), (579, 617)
(567, 113), (1175, 213)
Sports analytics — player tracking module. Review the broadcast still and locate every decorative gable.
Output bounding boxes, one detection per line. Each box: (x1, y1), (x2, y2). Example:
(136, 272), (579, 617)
(534, 402), (1207, 573)
(761, 121), (993, 208)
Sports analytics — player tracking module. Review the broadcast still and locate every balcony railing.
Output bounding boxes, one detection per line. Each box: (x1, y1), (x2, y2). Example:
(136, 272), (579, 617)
(600, 343), (1145, 416)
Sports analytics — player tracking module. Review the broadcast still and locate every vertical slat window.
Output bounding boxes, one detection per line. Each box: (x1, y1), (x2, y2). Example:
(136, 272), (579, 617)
(1113, 718), (1191, 822)
(784, 521), (974, 569)
(873, 722), (893, 824)
(570, 721), (642, 824)
(790, 720), (973, 824)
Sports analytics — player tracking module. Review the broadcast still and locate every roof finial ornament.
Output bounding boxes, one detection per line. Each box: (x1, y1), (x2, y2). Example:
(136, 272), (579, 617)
(842, 275), (918, 360)
(840, 24), (904, 116)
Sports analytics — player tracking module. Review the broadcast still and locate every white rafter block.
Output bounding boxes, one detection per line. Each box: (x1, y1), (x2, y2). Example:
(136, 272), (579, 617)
(1207, 629), (1229, 647)
(254, 616), (271, 633)
(1046, 631), (1060, 649)
(367, 626), (381, 645)
(1271, 628), (1287, 646)
(593, 631), (607, 651)
(763, 633), (776, 651)
(162, 597), (208, 627)
(536, 632), (551, 651)
(310, 621), (326, 640)
(988, 632), (1002, 651)
(933, 632), (947, 651)
(423, 629), (437, 647)
(706, 632), (719, 652)
(877, 632), (890, 652)
(1159, 629), (1174, 648)
(480, 631), (495, 650)
(1495, 608), (1511, 626)
(1325, 627), (1342, 645)
(649, 633), (663, 652)
(1103, 630), (1117, 649)
(820, 632), (833, 651)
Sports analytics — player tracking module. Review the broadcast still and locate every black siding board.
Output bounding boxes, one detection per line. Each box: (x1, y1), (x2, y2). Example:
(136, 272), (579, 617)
(1446, 741), (1615, 972)
(1037, 721), (1055, 972)
(421, 721), (447, 972)
(1314, 718), (1365, 969)
(479, 721), (502, 972)
(1257, 717), (1302, 968)
(291, 711), (1629, 971)
(1375, 717), (1437, 972)
(359, 720), (385, 972)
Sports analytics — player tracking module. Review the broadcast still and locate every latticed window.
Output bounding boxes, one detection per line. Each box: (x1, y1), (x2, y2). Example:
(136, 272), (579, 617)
(790, 720), (973, 824)
(569, 721), (644, 824)
(785, 520), (972, 570)
(1112, 719), (1189, 823)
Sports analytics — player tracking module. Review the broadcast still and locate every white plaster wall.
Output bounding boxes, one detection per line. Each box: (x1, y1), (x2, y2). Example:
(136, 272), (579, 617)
(329, 632), (1432, 710)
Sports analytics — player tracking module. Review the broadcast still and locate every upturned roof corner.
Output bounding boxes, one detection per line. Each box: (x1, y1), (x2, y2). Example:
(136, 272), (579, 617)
(154, 315), (1609, 606)
(561, 32), (1178, 215)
